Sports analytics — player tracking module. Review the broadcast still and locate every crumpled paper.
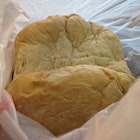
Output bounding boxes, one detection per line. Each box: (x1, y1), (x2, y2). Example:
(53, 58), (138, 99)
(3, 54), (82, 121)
(0, 0), (140, 140)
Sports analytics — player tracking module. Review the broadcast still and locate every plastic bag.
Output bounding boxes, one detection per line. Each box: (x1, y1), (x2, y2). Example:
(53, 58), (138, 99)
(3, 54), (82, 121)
(84, 79), (140, 140)
(0, 0), (140, 140)
(0, 42), (28, 139)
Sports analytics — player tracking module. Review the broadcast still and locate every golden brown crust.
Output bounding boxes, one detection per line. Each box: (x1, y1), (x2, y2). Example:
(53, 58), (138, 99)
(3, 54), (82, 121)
(7, 14), (135, 135)
(14, 14), (130, 79)
(7, 65), (134, 135)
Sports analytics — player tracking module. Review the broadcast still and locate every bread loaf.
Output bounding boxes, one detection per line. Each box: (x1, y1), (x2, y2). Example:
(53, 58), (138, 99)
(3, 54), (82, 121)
(7, 14), (134, 136)
(13, 14), (130, 78)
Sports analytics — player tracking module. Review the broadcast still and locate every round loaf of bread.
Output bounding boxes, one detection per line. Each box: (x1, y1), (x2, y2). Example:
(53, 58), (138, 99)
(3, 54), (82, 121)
(14, 14), (131, 78)
(7, 65), (134, 135)
(7, 14), (134, 135)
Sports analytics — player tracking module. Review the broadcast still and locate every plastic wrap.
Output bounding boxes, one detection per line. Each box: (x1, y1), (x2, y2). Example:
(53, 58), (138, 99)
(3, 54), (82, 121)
(84, 79), (140, 140)
(0, 0), (140, 139)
